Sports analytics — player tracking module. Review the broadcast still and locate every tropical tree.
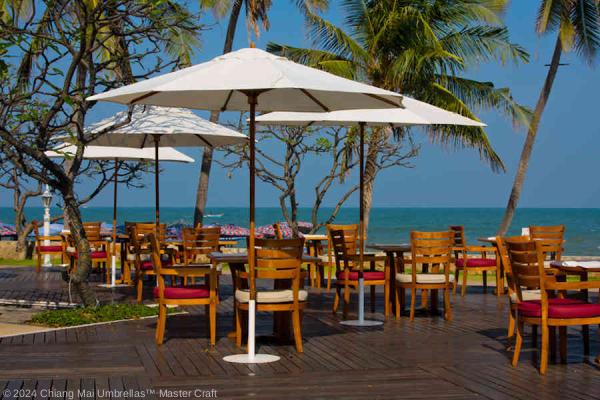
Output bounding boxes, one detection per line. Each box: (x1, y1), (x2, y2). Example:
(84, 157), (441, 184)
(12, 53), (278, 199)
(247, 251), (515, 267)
(194, 0), (329, 225)
(497, 0), (600, 235)
(269, 0), (531, 234)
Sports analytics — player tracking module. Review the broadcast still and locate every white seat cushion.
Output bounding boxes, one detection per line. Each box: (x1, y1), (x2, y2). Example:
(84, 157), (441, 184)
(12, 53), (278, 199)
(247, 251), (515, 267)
(318, 254), (334, 263)
(396, 273), (455, 284)
(509, 289), (541, 303)
(235, 289), (308, 304)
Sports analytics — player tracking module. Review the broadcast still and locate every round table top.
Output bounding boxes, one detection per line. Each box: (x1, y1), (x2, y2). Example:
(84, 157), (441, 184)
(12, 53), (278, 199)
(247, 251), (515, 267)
(549, 260), (600, 272)
(367, 243), (411, 252)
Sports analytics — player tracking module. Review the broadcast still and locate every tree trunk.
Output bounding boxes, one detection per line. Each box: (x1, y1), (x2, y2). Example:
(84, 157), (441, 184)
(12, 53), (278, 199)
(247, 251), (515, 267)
(497, 36), (563, 235)
(362, 129), (381, 241)
(62, 192), (97, 307)
(193, 0), (243, 226)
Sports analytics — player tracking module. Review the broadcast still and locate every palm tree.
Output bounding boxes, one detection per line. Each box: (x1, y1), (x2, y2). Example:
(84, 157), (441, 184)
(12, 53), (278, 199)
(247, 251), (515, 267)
(194, 0), (329, 225)
(497, 0), (600, 235)
(268, 0), (530, 234)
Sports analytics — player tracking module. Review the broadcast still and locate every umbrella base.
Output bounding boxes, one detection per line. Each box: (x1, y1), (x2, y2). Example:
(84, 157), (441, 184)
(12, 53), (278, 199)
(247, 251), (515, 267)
(97, 283), (130, 288)
(223, 354), (280, 364)
(340, 319), (383, 327)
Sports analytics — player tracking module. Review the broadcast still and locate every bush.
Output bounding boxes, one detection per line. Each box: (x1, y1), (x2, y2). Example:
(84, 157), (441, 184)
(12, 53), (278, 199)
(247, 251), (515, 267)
(29, 303), (178, 327)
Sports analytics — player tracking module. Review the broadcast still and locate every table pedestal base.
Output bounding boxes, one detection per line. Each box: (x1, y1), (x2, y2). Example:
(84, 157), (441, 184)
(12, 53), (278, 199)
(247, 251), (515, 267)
(223, 354), (280, 364)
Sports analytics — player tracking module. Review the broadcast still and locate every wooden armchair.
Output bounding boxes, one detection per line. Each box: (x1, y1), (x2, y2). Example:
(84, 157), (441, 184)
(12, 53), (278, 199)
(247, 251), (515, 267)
(395, 231), (454, 321)
(330, 228), (387, 319)
(321, 224), (359, 290)
(233, 238), (307, 352)
(32, 220), (65, 273)
(505, 237), (600, 374)
(450, 225), (499, 297)
(148, 233), (218, 346)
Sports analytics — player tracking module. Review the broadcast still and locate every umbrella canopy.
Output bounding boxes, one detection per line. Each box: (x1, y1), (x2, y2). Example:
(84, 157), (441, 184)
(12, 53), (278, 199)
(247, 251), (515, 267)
(88, 105), (248, 148)
(255, 96), (485, 127)
(46, 144), (194, 162)
(0, 222), (16, 237)
(87, 48), (402, 112)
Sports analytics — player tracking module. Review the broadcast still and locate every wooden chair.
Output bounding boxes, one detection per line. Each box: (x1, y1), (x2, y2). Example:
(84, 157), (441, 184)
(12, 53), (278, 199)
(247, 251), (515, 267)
(505, 237), (600, 374)
(148, 233), (218, 346)
(129, 225), (156, 303)
(31, 220), (65, 273)
(233, 238), (307, 353)
(182, 226), (221, 286)
(330, 228), (387, 319)
(450, 226), (499, 297)
(64, 222), (110, 280)
(395, 231), (454, 321)
(321, 224), (359, 290)
(273, 223), (283, 239)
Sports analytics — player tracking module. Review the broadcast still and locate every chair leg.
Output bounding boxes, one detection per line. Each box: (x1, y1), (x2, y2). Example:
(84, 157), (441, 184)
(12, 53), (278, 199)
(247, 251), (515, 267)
(461, 269), (468, 297)
(507, 308), (516, 339)
(540, 323), (549, 375)
(292, 309), (303, 353)
(209, 303), (216, 346)
(235, 304), (243, 348)
(532, 325), (538, 348)
(332, 287), (340, 314)
(327, 266), (332, 291)
(342, 285), (350, 320)
(36, 252), (41, 273)
(453, 269), (459, 295)
(370, 285), (376, 313)
(559, 326), (567, 363)
(155, 303), (167, 345)
(409, 288), (416, 321)
(583, 325), (590, 355)
(512, 321), (523, 367)
(482, 271), (487, 293)
(136, 273), (143, 304)
(395, 286), (401, 320)
(443, 287), (452, 321)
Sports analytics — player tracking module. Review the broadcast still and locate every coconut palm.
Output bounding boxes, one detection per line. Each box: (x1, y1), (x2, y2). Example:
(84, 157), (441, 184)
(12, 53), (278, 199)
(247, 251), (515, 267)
(497, 0), (600, 235)
(194, 0), (329, 225)
(268, 0), (530, 234)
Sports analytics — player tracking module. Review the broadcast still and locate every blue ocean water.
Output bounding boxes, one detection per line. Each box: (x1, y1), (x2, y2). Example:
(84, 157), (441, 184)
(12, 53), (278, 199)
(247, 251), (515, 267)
(1, 207), (600, 255)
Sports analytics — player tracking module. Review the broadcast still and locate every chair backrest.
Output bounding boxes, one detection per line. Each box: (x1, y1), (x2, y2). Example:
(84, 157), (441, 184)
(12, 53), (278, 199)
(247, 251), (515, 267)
(449, 225), (465, 247)
(128, 225), (152, 270)
(326, 224), (358, 262)
(182, 226), (220, 264)
(239, 238), (304, 300)
(529, 225), (565, 260)
(503, 237), (547, 299)
(83, 222), (102, 241)
(273, 223), (283, 240)
(497, 235), (530, 300)
(410, 231), (453, 282)
(147, 232), (165, 275)
(32, 220), (41, 241)
(134, 222), (167, 242)
(330, 228), (360, 272)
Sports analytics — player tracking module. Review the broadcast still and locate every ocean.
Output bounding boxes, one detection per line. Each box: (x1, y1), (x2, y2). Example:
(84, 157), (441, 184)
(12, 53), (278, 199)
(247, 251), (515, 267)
(1, 207), (600, 255)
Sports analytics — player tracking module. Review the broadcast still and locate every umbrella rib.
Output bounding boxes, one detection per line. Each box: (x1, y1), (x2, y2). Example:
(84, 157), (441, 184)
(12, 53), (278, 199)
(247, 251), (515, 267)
(300, 89), (330, 112)
(365, 93), (403, 108)
(130, 91), (159, 105)
(195, 134), (214, 148)
(221, 90), (234, 111)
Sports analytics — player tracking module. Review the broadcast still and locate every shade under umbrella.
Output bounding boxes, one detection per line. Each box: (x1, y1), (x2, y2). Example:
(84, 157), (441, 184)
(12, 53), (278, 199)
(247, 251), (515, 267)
(46, 142), (193, 286)
(87, 47), (403, 364)
(256, 95), (485, 327)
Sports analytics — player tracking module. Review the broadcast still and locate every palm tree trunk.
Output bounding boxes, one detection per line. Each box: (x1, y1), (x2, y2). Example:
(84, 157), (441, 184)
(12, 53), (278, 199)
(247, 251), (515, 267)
(194, 0), (243, 226)
(497, 36), (563, 236)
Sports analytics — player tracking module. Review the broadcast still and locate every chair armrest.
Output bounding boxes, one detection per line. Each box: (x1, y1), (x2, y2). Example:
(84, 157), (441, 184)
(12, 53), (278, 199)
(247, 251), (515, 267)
(37, 235), (65, 242)
(159, 266), (213, 276)
(545, 281), (600, 291)
(464, 245), (496, 254)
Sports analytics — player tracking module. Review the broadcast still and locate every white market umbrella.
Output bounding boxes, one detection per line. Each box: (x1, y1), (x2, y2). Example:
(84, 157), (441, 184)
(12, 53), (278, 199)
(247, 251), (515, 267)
(87, 47), (403, 364)
(46, 144), (194, 287)
(87, 105), (248, 226)
(256, 96), (486, 326)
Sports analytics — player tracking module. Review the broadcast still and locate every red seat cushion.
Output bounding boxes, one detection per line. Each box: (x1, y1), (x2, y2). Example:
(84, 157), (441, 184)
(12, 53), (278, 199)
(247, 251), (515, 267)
(336, 271), (385, 281)
(141, 260), (154, 271)
(37, 245), (63, 252)
(456, 258), (496, 268)
(517, 298), (600, 318)
(153, 285), (210, 299)
(91, 251), (107, 259)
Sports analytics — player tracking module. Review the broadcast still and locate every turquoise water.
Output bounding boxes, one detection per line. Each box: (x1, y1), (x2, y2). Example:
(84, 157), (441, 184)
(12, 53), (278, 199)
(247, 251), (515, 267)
(2, 207), (600, 255)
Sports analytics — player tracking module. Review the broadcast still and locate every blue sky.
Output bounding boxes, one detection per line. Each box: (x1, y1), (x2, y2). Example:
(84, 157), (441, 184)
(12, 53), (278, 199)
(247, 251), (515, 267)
(7, 1), (600, 209)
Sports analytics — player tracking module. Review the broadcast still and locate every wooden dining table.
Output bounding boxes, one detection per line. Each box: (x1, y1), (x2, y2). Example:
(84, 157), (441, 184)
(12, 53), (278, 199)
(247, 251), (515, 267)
(367, 243), (411, 316)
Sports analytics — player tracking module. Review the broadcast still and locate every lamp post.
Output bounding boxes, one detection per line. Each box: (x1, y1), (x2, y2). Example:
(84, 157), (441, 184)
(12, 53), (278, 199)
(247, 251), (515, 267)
(41, 185), (53, 267)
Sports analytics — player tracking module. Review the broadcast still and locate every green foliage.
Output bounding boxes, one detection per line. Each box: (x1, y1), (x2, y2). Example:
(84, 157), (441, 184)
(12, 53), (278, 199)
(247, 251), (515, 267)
(268, 0), (534, 173)
(29, 304), (178, 327)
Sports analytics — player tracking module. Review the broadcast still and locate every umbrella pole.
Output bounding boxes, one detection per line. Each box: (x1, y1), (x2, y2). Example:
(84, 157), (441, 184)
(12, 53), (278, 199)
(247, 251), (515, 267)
(154, 135), (160, 227)
(112, 159), (119, 286)
(340, 122), (382, 327)
(224, 92), (279, 364)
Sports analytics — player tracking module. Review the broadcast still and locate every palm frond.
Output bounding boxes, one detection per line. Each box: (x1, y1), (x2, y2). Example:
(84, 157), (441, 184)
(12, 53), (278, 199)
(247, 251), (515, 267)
(537, 0), (564, 33)
(572, 0), (600, 62)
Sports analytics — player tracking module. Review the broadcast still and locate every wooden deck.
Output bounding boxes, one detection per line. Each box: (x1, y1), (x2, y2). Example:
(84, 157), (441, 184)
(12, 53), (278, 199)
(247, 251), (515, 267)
(0, 267), (598, 399)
